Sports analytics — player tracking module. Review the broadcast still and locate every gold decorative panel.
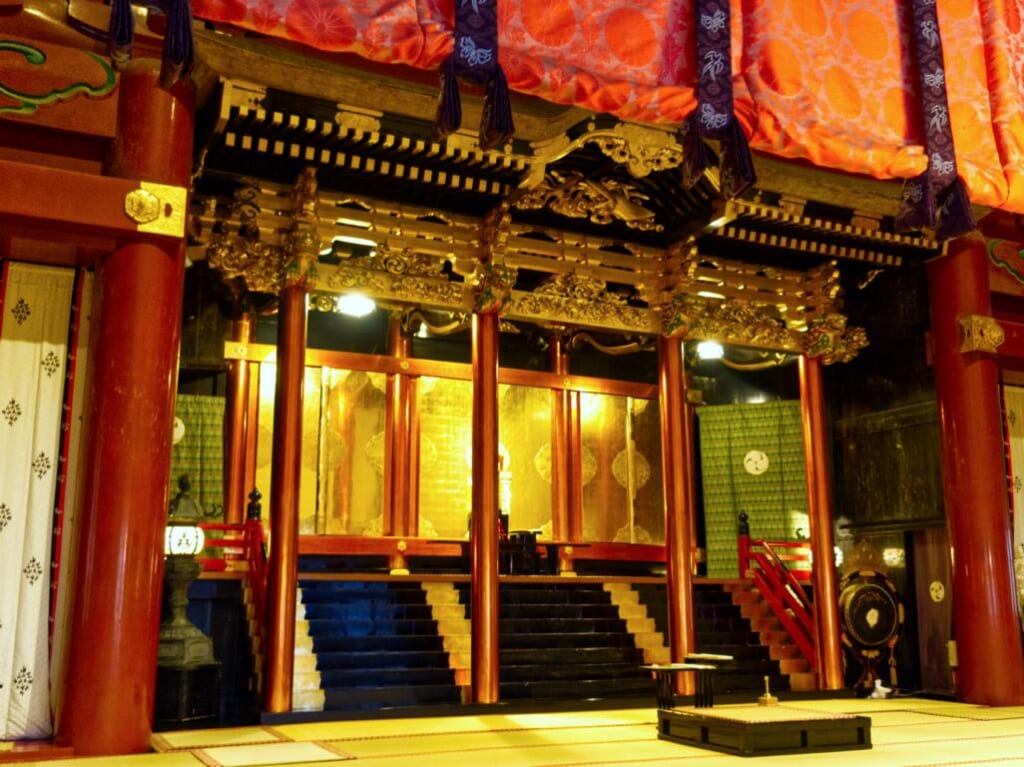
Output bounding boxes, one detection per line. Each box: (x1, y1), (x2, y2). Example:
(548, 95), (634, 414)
(498, 384), (553, 535)
(417, 377), (474, 538)
(317, 368), (387, 535)
(580, 394), (663, 544)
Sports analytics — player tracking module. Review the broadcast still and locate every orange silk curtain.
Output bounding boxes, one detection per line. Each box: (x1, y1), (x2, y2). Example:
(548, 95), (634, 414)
(192, 0), (1024, 213)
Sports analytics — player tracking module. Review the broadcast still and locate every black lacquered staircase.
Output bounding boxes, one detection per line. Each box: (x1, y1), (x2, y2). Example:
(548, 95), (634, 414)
(299, 580), (462, 711)
(634, 581), (791, 695)
(457, 581), (654, 701)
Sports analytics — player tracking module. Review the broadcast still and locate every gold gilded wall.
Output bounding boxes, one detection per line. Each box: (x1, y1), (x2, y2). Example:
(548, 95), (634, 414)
(498, 383), (552, 535)
(580, 394), (664, 543)
(317, 369), (387, 534)
(417, 377), (473, 538)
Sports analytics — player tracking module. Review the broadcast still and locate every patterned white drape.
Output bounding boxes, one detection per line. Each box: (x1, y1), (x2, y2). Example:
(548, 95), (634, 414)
(0, 263), (77, 739)
(1002, 385), (1024, 634)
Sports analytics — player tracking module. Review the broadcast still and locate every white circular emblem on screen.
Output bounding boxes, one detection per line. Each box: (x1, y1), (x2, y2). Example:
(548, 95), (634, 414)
(743, 449), (770, 475)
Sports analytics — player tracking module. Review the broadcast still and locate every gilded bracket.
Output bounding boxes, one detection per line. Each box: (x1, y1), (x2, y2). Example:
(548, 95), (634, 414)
(471, 262), (518, 314)
(804, 313), (870, 364)
(959, 314), (1005, 354)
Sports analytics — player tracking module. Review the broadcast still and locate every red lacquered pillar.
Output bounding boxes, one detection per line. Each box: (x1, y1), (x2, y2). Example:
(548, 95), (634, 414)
(928, 235), (1024, 705)
(223, 312), (254, 524)
(384, 316), (412, 570)
(658, 336), (696, 694)
(263, 173), (318, 713)
(262, 282), (307, 713)
(56, 62), (193, 755)
(550, 334), (570, 543)
(470, 311), (500, 703)
(798, 355), (843, 690)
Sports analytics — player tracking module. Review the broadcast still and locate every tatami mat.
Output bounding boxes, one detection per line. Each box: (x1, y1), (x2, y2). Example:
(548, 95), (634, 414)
(192, 742), (351, 767)
(12, 700), (1024, 767)
(153, 728), (286, 752)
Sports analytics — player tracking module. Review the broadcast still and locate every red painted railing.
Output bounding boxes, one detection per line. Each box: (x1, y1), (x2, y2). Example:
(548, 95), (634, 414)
(198, 517), (267, 649)
(738, 526), (816, 668)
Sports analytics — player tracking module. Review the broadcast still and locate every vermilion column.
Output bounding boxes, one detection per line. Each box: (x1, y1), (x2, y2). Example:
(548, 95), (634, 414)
(57, 62), (193, 755)
(798, 355), (843, 690)
(550, 335), (570, 542)
(384, 316), (412, 571)
(262, 282), (307, 713)
(223, 311), (254, 524)
(263, 171), (318, 713)
(927, 235), (1024, 705)
(658, 336), (695, 694)
(470, 311), (500, 703)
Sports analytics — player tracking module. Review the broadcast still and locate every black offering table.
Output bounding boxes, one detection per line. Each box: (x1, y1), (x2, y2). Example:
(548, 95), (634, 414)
(656, 704), (871, 757)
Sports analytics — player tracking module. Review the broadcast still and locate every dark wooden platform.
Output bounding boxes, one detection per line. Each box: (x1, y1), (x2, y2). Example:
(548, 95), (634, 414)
(657, 704), (871, 757)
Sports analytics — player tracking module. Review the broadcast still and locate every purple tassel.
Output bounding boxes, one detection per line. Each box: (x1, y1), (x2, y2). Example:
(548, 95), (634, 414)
(719, 118), (756, 199)
(679, 113), (710, 189)
(433, 55), (462, 141)
(895, 171), (935, 232)
(480, 66), (514, 150)
(935, 177), (976, 242)
(159, 0), (195, 88)
(109, 0), (134, 71)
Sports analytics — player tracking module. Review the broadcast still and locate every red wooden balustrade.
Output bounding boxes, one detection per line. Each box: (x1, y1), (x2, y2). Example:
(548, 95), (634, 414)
(738, 531), (816, 668)
(198, 518), (267, 648)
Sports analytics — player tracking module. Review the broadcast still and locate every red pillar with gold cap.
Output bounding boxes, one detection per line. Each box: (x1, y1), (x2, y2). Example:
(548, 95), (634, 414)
(927, 234), (1024, 705)
(57, 62), (193, 755)
(263, 168), (319, 713)
(385, 314), (413, 571)
(798, 354), (844, 689)
(657, 333), (696, 695)
(469, 263), (514, 703)
(223, 311), (254, 524)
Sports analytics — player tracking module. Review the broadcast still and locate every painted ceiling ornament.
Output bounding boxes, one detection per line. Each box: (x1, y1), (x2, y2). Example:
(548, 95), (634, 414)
(804, 313), (870, 365)
(895, 0), (975, 241)
(433, 0), (514, 150)
(678, 0), (755, 199)
(471, 262), (517, 314)
(108, 0), (195, 87)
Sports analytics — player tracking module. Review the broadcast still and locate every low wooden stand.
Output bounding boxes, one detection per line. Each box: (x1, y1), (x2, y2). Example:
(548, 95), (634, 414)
(657, 705), (871, 757)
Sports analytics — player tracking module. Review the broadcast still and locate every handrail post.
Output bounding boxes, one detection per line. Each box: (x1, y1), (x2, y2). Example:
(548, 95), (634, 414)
(737, 512), (751, 577)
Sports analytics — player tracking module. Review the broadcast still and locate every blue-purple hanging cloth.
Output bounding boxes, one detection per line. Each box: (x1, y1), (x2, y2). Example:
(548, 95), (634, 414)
(433, 0), (514, 150)
(108, 0), (135, 71)
(680, 0), (755, 199)
(896, 0), (974, 241)
(159, 0), (196, 88)
(107, 0), (195, 88)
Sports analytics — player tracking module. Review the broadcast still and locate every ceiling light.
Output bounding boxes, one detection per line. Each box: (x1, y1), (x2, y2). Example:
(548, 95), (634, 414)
(336, 293), (376, 317)
(696, 340), (724, 360)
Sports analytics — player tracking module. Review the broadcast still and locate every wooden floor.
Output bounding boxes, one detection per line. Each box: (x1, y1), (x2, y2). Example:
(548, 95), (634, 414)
(6, 698), (1024, 766)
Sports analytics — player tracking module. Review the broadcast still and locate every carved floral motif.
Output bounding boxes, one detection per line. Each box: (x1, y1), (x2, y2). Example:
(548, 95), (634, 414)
(472, 263), (518, 314)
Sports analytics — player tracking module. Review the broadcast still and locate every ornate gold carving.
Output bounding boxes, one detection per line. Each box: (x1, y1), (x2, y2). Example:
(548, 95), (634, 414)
(284, 168), (321, 290)
(321, 264), (464, 308)
(804, 313), (870, 364)
(661, 293), (798, 350)
(508, 273), (650, 331)
(587, 124), (684, 178)
(367, 242), (444, 277)
(481, 202), (512, 259)
(471, 263), (518, 314)
(204, 181), (285, 294)
(513, 171), (662, 232)
(207, 234), (285, 295)
(126, 183), (187, 237)
(959, 314), (1005, 354)
(335, 104), (383, 133)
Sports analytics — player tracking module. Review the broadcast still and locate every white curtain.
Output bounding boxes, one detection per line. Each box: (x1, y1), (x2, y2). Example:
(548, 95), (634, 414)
(1002, 385), (1024, 634)
(0, 263), (79, 739)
